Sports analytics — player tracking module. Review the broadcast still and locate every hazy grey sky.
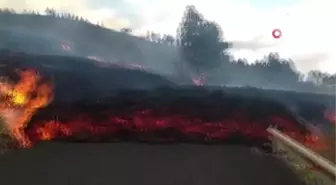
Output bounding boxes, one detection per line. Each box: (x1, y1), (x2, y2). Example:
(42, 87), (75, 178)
(1, 0), (335, 73)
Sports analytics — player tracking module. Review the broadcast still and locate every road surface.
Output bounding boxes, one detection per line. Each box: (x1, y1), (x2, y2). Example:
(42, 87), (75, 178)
(0, 142), (305, 185)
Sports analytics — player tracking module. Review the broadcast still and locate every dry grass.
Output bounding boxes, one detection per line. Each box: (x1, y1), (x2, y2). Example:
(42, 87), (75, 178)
(274, 139), (335, 185)
(298, 119), (335, 164)
(0, 117), (16, 155)
(0, 135), (14, 155)
(318, 125), (335, 164)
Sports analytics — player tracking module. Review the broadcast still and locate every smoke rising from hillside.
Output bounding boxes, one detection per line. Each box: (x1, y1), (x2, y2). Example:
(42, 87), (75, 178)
(1, 0), (335, 73)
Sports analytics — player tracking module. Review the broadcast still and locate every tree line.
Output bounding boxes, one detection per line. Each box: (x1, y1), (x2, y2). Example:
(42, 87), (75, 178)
(0, 6), (335, 94)
(0, 8), (176, 45)
(0, 8), (103, 27)
(175, 5), (335, 92)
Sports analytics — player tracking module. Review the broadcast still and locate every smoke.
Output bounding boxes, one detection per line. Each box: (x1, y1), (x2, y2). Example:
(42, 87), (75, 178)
(1, 0), (335, 73)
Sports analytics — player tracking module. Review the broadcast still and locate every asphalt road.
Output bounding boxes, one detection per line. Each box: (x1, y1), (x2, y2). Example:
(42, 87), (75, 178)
(0, 143), (305, 185)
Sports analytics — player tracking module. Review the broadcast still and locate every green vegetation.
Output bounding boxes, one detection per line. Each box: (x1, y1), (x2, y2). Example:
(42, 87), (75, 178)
(177, 5), (230, 73)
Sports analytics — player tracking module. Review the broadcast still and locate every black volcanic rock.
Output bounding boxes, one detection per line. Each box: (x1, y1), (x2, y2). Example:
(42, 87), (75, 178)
(0, 50), (176, 102)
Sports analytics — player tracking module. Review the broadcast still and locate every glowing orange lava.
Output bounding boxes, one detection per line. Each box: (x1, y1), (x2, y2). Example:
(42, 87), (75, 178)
(0, 68), (330, 155)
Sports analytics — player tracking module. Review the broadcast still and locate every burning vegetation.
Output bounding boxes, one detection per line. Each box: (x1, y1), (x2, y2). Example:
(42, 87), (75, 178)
(0, 69), (53, 147)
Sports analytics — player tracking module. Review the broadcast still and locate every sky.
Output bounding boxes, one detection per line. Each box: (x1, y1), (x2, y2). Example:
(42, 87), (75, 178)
(0, 0), (335, 74)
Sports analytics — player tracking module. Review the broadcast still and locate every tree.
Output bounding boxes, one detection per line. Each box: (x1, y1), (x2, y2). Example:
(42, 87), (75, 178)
(44, 8), (56, 17)
(266, 54), (300, 87)
(150, 32), (160, 43)
(177, 5), (230, 74)
(146, 31), (151, 41)
(307, 70), (325, 85)
(121, 28), (132, 34)
(162, 34), (175, 46)
(321, 73), (336, 86)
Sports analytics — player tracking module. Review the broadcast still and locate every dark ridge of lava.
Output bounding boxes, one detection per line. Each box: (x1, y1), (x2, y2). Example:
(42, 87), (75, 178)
(0, 50), (331, 149)
(25, 88), (310, 151)
(0, 50), (176, 103)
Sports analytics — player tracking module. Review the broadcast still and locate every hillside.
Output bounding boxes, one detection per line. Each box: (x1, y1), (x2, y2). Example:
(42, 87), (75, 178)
(0, 50), (176, 102)
(0, 12), (335, 95)
(0, 13), (178, 74)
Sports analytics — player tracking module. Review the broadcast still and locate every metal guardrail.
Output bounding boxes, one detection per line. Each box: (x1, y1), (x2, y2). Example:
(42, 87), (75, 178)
(267, 127), (336, 177)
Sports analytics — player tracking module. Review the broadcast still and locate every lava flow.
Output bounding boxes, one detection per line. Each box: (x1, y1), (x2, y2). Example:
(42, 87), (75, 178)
(0, 68), (329, 154)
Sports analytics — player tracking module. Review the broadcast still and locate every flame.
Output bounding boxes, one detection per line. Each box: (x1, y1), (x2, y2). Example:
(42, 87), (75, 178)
(0, 69), (53, 147)
(192, 74), (206, 86)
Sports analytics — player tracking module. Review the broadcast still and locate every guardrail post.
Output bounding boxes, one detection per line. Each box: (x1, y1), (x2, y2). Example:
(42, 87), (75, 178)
(267, 127), (336, 177)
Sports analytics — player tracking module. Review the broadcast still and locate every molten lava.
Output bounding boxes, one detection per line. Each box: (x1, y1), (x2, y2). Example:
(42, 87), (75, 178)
(0, 68), (330, 156)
